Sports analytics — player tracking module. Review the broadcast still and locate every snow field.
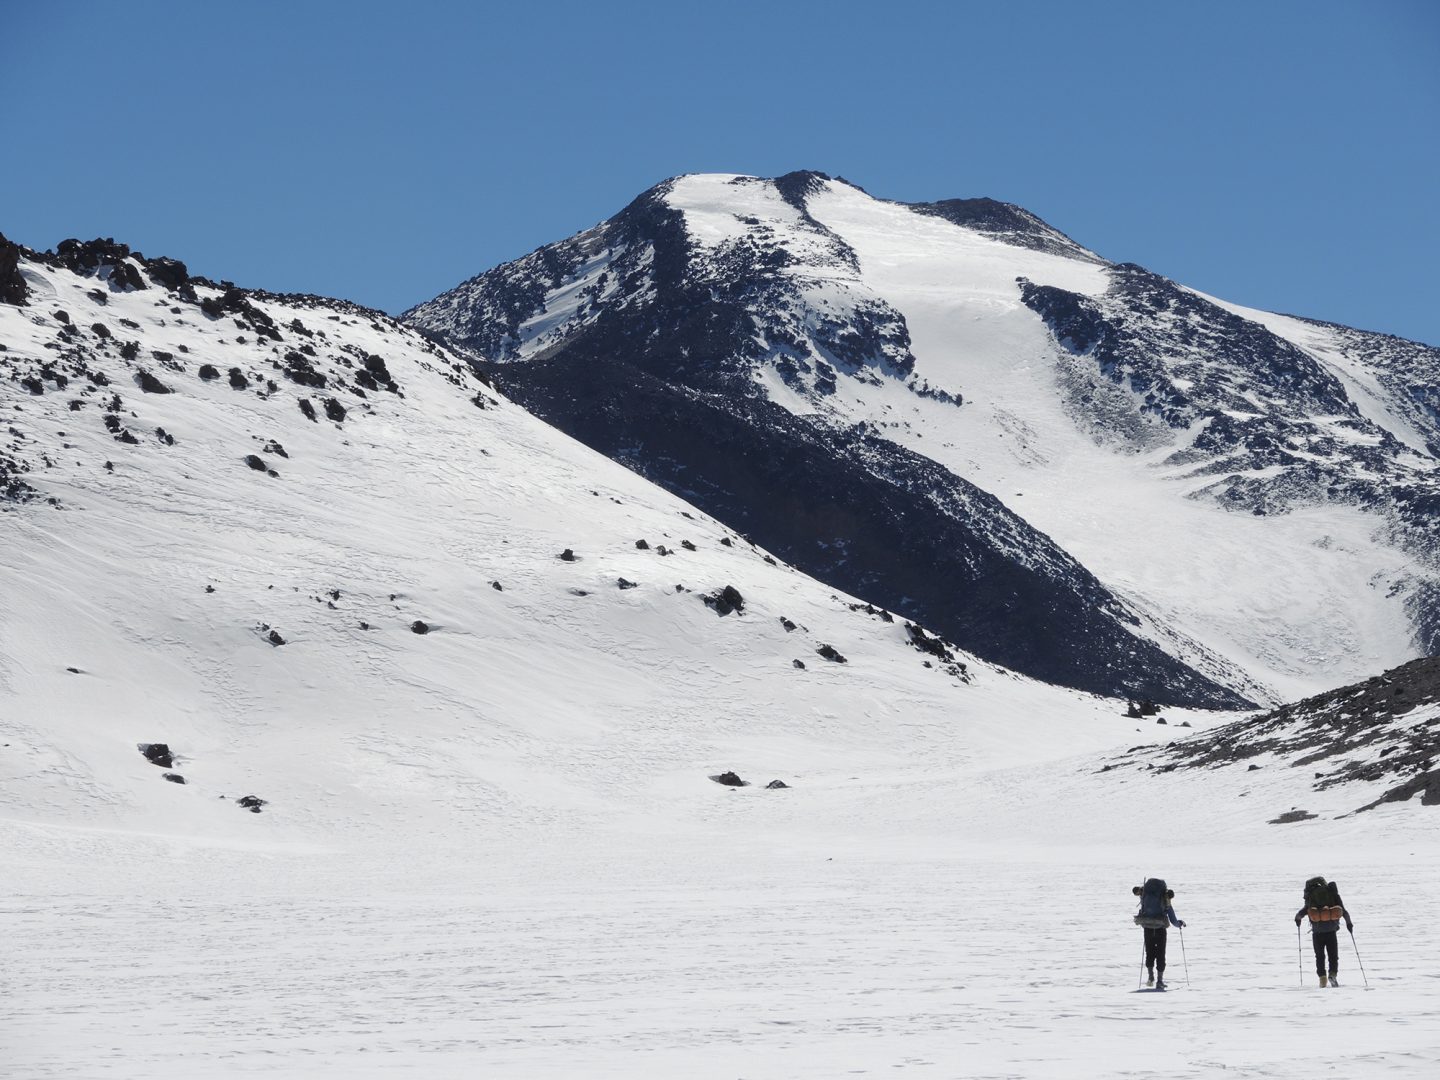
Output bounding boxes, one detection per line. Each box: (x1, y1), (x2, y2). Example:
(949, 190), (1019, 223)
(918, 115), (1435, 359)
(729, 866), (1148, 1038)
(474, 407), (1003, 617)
(6, 838), (1435, 1079)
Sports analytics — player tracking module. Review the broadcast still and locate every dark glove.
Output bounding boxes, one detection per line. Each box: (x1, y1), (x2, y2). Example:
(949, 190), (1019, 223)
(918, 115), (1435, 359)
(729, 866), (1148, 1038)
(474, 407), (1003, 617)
(1178, 920), (1186, 928)
(1295, 915), (1303, 927)
(1346, 920), (1354, 932)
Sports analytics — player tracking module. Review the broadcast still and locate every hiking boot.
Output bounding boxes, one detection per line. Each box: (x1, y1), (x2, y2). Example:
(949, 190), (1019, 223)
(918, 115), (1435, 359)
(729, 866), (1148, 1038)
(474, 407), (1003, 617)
(1329, 976), (1340, 988)
(1319, 974), (1328, 987)
(1146, 971), (1155, 986)
(1155, 977), (1166, 990)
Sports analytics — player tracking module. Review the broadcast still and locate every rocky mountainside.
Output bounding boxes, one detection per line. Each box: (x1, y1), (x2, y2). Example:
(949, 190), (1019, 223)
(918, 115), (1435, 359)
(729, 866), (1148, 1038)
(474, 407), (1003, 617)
(1109, 656), (1440, 819)
(406, 172), (1440, 706)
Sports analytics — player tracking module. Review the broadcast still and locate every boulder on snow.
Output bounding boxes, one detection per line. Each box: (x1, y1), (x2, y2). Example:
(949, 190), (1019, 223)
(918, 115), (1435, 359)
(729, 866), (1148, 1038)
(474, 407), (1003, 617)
(1268, 809), (1317, 824)
(411, 620), (430, 634)
(138, 743), (174, 768)
(163, 773), (186, 785)
(236, 795), (267, 813)
(135, 369), (173, 394)
(703, 584), (745, 616)
(766, 780), (790, 789)
(558, 548), (577, 561)
(816, 643), (848, 664)
(710, 771), (748, 787)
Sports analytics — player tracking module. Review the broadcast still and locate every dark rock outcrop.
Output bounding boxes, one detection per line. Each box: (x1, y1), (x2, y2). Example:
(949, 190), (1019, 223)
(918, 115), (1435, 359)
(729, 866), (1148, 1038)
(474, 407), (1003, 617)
(1, 233), (29, 305)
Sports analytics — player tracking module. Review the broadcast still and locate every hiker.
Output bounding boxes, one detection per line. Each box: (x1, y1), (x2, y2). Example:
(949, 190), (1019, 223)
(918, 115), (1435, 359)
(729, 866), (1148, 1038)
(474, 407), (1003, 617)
(1295, 876), (1353, 987)
(1132, 878), (1186, 989)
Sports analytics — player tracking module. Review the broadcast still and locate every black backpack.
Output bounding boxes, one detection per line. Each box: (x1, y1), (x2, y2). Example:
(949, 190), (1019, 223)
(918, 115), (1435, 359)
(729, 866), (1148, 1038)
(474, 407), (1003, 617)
(1133, 878), (1173, 929)
(1304, 876), (1344, 931)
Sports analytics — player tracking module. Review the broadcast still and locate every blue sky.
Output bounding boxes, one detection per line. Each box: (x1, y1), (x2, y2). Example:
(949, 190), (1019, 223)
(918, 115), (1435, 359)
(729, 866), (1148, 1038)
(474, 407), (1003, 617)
(3, 1), (1437, 343)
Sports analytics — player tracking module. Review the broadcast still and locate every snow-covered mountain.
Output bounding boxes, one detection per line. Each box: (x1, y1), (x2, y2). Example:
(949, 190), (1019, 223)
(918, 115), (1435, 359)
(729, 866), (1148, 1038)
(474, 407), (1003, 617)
(406, 171), (1440, 708)
(2, 233), (1154, 845)
(8, 233), (1440, 1080)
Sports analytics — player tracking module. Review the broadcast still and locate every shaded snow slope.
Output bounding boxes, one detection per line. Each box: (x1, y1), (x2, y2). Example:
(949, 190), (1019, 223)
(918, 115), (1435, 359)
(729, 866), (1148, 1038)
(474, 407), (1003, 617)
(409, 172), (1440, 704)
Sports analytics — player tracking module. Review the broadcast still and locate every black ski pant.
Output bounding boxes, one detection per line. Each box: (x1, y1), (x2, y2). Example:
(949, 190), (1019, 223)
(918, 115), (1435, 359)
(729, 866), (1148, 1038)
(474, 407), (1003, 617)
(1311, 931), (1339, 976)
(1143, 927), (1168, 973)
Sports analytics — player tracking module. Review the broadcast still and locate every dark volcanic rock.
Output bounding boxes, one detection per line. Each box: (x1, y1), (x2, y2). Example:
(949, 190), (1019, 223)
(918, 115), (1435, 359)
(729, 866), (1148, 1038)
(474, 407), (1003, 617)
(411, 620), (430, 634)
(711, 771), (748, 787)
(163, 773), (186, 784)
(703, 584), (745, 616)
(236, 795), (267, 813)
(1, 233), (29, 305)
(139, 743), (174, 768)
(135, 370), (172, 394)
(1123, 656), (1440, 816)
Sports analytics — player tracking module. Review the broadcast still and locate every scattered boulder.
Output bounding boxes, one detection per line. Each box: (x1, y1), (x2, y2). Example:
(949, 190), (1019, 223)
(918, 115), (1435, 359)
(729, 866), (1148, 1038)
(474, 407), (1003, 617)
(703, 584), (745, 616)
(266, 629), (286, 646)
(490, 581), (503, 591)
(244, 454), (268, 472)
(90, 322), (111, 339)
(635, 539), (650, 550)
(681, 540), (696, 551)
(236, 795), (267, 813)
(558, 548), (577, 561)
(163, 773), (186, 785)
(711, 771), (748, 787)
(228, 367), (249, 390)
(135, 370), (173, 394)
(411, 620), (430, 634)
(720, 537), (733, 547)
(323, 397), (346, 422)
(816, 644), (848, 664)
(1269, 809), (1317, 824)
(282, 351), (326, 388)
(780, 617), (797, 632)
(144, 256), (189, 291)
(617, 578), (638, 590)
(198, 364), (220, 380)
(298, 397), (317, 421)
(766, 780), (790, 790)
(1126, 699), (1161, 718)
(138, 743), (173, 768)
(792, 658), (806, 669)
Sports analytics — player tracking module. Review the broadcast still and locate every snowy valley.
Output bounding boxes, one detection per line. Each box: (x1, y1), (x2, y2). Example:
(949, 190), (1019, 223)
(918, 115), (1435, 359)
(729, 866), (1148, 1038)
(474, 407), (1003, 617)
(3, 209), (1438, 1080)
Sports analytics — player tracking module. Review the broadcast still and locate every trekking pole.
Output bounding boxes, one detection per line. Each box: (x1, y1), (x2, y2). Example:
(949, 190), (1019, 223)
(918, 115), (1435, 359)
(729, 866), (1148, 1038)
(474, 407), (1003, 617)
(1297, 923), (1304, 987)
(1138, 933), (1147, 990)
(1348, 927), (1371, 989)
(1178, 924), (1190, 987)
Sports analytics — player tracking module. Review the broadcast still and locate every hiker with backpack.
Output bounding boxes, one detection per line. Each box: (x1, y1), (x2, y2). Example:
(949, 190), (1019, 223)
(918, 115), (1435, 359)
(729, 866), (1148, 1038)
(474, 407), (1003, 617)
(1295, 876), (1354, 987)
(1132, 878), (1185, 989)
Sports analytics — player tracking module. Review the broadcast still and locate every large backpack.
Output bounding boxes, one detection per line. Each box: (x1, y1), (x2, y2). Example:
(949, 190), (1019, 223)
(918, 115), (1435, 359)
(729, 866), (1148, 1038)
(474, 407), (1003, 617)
(1133, 877), (1172, 929)
(1304, 876), (1344, 932)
